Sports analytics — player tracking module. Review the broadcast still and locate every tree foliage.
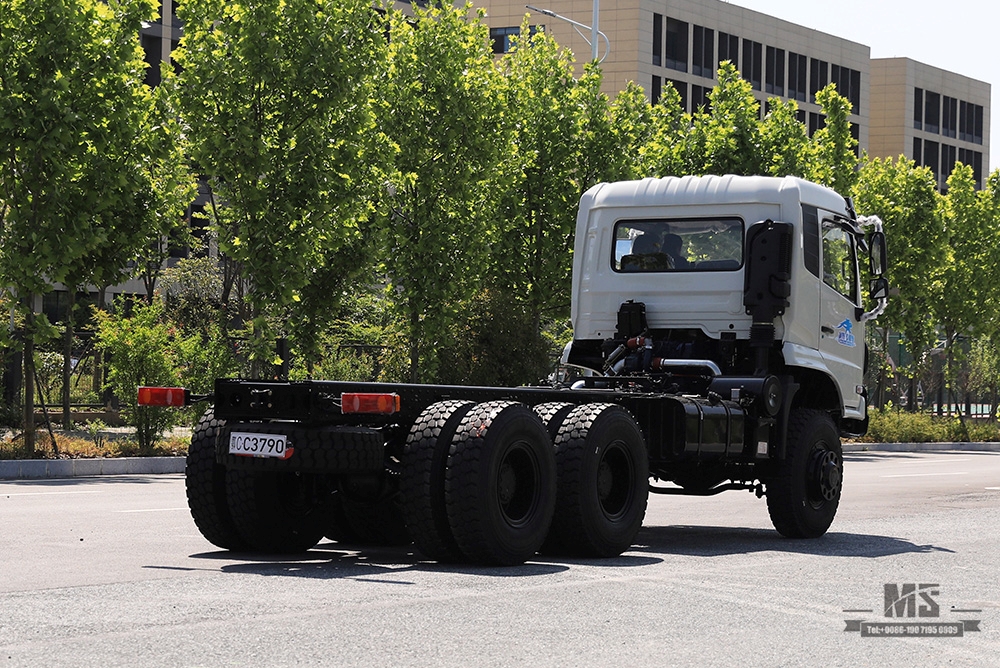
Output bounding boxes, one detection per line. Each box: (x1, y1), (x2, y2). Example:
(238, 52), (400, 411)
(852, 156), (945, 375)
(378, 3), (502, 382)
(173, 0), (385, 370)
(0, 0), (159, 446)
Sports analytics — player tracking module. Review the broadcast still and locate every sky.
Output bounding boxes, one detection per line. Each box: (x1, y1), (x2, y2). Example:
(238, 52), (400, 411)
(728, 0), (999, 172)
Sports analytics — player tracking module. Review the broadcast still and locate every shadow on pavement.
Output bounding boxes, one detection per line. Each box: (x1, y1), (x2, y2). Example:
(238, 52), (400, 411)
(631, 524), (955, 558)
(186, 540), (664, 579)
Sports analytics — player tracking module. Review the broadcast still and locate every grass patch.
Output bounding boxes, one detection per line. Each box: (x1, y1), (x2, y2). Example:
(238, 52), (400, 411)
(0, 431), (189, 460)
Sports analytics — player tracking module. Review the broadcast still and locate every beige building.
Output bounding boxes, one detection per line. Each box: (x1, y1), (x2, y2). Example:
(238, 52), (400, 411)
(870, 58), (990, 190)
(477, 0), (991, 188)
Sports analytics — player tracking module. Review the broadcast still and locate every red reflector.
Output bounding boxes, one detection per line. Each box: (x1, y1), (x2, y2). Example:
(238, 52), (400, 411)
(137, 386), (187, 407)
(341, 393), (400, 415)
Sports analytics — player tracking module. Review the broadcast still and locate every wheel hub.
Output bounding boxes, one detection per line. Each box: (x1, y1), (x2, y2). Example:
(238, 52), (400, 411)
(498, 462), (517, 505)
(809, 448), (842, 503)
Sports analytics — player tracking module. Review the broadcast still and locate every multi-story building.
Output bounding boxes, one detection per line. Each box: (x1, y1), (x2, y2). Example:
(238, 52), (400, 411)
(870, 58), (989, 190)
(478, 0), (991, 188)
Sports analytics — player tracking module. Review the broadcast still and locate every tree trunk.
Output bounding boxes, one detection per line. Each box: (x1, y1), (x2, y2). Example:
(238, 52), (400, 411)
(62, 289), (77, 430)
(22, 302), (35, 454)
(409, 307), (420, 384)
(93, 287), (106, 398)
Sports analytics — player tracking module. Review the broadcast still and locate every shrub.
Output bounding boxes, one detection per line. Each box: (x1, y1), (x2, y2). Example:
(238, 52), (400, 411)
(863, 405), (1000, 443)
(94, 299), (180, 452)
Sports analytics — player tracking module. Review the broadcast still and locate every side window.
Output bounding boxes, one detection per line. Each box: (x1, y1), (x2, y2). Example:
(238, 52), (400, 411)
(820, 219), (858, 303)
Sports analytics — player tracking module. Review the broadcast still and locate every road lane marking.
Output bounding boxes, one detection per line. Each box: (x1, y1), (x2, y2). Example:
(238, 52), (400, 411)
(2, 490), (102, 497)
(116, 507), (189, 513)
(881, 472), (969, 478)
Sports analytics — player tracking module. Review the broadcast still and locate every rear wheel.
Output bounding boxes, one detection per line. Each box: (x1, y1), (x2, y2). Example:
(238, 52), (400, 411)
(765, 408), (842, 538)
(226, 469), (326, 553)
(185, 409), (246, 551)
(549, 403), (649, 557)
(445, 401), (556, 566)
(399, 400), (476, 561)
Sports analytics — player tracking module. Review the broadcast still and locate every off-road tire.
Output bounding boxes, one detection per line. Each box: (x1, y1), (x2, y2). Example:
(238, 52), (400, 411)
(185, 409), (246, 550)
(445, 401), (557, 566)
(548, 403), (649, 557)
(765, 408), (842, 538)
(225, 468), (326, 553)
(399, 400), (476, 561)
(532, 402), (576, 441)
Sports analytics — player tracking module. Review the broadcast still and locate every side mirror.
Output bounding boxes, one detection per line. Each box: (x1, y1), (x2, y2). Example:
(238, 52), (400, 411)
(869, 231), (887, 277)
(869, 277), (889, 301)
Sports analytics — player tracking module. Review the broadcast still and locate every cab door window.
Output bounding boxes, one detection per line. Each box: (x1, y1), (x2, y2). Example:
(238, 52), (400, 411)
(821, 219), (858, 303)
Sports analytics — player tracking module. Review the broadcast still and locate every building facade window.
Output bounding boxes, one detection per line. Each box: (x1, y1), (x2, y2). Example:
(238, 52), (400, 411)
(490, 26), (522, 54)
(765, 46), (785, 95)
(941, 143), (957, 177)
(718, 31), (738, 69)
(692, 25), (714, 78)
(652, 13), (662, 67)
(830, 65), (861, 110)
(913, 137), (922, 164)
(923, 139), (939, 179)
(808, 112), (825, 136)
(914, 88), (923, 130)
(651, 74), (662, 104)
(788, 52), (807, 102)
(665, 17), (688, 72)
(742, 39), (762, 90)
(942, 96), (957, 138)
(810, 58), (828, 102)
(924, 90), (940, 134)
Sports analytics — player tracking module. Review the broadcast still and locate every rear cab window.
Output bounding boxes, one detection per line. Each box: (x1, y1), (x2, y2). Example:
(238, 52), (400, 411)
(613, 218), (744, 272)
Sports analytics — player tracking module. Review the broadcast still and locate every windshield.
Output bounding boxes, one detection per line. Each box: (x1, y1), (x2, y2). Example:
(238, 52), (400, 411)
(613, 218), (744, 272)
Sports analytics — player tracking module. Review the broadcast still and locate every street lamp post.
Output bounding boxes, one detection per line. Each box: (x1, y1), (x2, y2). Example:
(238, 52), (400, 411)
(525, 4), (609, 63)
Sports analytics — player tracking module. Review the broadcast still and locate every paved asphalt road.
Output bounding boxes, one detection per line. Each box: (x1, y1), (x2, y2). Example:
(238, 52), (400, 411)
(1, 451), (999, 667)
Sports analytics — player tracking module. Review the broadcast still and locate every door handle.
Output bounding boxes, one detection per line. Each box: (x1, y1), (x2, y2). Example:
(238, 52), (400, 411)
(821, 325), (835, 334)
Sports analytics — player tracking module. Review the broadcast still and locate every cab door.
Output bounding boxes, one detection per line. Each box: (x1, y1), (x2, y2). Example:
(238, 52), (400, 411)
(817, 216), (865, 418)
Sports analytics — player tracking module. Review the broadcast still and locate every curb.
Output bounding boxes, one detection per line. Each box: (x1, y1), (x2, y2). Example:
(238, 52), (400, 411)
(0, 456), (185, 480)
(843, 442), (1000, 453)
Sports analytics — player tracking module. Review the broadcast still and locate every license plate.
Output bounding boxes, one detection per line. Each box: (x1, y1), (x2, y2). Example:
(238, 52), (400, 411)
(228, 431), (292, 459)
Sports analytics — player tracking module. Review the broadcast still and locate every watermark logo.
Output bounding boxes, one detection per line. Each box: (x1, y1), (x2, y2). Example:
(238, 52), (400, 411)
(843, 584), (982, 637)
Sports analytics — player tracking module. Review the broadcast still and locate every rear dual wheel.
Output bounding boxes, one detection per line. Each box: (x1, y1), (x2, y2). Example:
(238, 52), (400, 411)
(547, 403), (649, 557)
(444, 401), (557, 566)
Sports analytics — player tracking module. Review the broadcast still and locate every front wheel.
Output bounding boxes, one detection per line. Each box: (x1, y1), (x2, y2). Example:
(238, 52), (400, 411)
(764, 409), (843, 538)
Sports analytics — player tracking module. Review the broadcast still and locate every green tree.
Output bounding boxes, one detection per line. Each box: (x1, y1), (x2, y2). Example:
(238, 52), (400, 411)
(94, 299), (181, 451)
(759, 97), (809, 177)
(0, 0), (158, 450)
(378, 4), (501, 382)
(638, 83), (687, 177)
(173, 0), (385, 374)
(935, 164), (1000, 416)
(806, 84), (859, 194)
(852, 156), (945, 405)
(490, 24), (581, 333)
(687, 62), (765, 176)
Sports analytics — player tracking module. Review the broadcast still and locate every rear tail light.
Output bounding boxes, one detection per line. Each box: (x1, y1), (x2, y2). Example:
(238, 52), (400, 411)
(341, 392), (400, 415)
(137, 386), (189, 407)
